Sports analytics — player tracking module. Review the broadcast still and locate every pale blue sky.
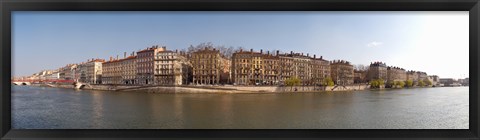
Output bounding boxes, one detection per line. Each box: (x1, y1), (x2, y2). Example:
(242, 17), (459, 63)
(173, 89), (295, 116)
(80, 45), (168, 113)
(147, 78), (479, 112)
(12, 11), (469, 79)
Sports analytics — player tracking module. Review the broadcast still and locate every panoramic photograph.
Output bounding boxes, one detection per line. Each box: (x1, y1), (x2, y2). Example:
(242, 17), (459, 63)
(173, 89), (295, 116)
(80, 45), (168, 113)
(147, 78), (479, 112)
(11, 11), (468, 129)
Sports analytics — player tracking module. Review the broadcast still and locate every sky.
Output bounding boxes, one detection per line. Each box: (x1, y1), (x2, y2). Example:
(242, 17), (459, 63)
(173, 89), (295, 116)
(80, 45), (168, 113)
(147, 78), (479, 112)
(12, 11), (469, 79)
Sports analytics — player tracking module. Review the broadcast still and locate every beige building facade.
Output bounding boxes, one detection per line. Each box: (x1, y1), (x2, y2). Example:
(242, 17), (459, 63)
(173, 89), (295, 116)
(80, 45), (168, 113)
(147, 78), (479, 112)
(232, 49), (256, 85)
(310, 55), (330, 85)
(417, 71), (428, 81)
(330, 60), (354, 85)
(428, 75), (440, 86)
(122, 55), (137, 85)
(154, 49), (192, 85)
(367, 62), (387, 82)
(102, 57), (123, 85)
(406, 70), (419, 82)
(232, 49), (279, 85)
(191, 48), (228, 85)
(386, 66), (407, 83)
(354, 70), (367, 84)
(101, 53), (137, 85)
(233, 50), (330, 86)
(89, 60), (104, 84)
(262, 52), (280, 85)
(137, 46), (164, 85)
(59, 64), (77, 81)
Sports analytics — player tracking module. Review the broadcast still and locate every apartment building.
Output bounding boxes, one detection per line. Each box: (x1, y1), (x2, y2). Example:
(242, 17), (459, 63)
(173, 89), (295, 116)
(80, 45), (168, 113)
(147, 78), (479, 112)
(191, 47), (228, 85)
(154, 49), (192, 85)
(330, 60), (354, 85)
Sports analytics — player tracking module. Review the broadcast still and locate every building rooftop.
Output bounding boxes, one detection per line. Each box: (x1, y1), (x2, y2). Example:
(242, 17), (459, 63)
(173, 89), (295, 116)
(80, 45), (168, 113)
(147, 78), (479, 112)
(87, 59), (105, 63)
(193, 47), (220, 53)
(104, 55), (137, 64)
(137, 45), (166, 53)
(330, 60), (351, 65)
(387, 66), (405, 70)
(370, 61), (387, 67)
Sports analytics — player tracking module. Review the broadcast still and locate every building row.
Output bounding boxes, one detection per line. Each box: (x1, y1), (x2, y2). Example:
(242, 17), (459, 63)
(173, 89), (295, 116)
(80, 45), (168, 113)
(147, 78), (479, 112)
(102, 46), (192, 85)
(363, 61), (439, 86)
(230, 49), (359, 86)
(24, 46), (441, 87)
(22, 58), (105, 84)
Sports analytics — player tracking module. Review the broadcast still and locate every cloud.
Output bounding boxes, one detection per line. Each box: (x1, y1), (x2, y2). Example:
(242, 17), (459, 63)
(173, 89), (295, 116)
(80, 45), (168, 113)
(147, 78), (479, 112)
(367, 41), (383, 47)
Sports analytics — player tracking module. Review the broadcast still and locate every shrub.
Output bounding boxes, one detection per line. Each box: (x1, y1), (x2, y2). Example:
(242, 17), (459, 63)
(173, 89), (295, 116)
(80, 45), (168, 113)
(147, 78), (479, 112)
(323, 77), (334, 86)
(418, 80), (425, 87)
(405, 80), (413, 87)
(397, 81), (405, 88)
(424, 79), (432, 86)
(370, 79), (385, 88)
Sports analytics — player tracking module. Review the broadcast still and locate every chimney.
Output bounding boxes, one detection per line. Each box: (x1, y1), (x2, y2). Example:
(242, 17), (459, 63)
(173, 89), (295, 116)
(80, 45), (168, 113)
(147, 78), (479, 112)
(116, 55), (119, 60)
(260, 49), (263, 54)
(124, 52), (127, 58)
(320, 56), (323, 59)
(240, 48), (243, 52)
(176, 49), (178, 53)
(250, 49), (253, 52)
(276, 50), (279, 56)
(314, 55), (316, 59)
(267, 51), (270, 55)
(307, 53), (309, 57)
(290, 51), (293, 55)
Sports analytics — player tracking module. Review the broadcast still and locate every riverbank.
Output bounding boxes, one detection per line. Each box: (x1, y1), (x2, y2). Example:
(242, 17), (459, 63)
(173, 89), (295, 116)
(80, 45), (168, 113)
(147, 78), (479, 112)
(24, 83), (457, 93)
(24, 83), (371, 93)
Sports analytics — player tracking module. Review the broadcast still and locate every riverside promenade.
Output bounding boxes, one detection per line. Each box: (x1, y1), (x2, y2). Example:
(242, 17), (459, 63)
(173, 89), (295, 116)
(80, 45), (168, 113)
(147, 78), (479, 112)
(22, 83), (370, 93)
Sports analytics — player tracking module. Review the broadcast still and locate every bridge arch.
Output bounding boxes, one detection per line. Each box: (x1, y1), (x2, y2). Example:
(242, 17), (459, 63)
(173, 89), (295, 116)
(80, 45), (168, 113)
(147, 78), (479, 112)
(74, 82), (91, 89)
(12, 82), (30, 86)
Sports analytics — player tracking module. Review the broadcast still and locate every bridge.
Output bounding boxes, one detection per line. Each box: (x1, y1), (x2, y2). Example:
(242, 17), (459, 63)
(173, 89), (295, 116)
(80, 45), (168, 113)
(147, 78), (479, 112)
(74, 82), (92, 89)
(12, 79), (93, 89)
(12, 81), (31, 85)
(12, 79), (75, 86)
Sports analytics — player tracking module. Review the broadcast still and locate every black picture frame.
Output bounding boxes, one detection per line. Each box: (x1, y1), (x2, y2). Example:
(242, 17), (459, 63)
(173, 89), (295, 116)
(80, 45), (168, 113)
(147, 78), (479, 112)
(1, 0), (478, 139)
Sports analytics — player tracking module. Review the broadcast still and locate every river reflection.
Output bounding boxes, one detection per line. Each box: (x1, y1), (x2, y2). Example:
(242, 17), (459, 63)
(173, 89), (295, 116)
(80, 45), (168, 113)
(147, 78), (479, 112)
(12, 86), (468, 129)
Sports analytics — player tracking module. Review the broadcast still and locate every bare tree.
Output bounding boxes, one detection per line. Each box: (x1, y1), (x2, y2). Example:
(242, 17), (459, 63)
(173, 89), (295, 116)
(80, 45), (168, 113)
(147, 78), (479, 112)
(187, 45), (195, 54)
(354, 64), (368, 71)
(217, 45), (227, 57)
(233, 46), (245, 53)
(196, 42), (215, 50)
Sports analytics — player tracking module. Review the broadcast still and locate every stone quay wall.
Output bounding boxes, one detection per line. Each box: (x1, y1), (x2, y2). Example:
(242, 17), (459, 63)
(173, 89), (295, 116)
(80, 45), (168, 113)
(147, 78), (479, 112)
(27, 83), (370, 93)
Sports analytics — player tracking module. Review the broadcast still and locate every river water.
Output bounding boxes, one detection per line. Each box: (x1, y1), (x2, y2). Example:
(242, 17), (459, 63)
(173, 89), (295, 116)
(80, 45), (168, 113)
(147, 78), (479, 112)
(11, 86), (468, 129)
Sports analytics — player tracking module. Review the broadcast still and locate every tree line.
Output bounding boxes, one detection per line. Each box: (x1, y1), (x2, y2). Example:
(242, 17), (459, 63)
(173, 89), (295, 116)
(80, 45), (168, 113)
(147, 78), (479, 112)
(182, 42), (285, 60)
(181, 42), (242, 59)
(370, 78), (433, 88)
